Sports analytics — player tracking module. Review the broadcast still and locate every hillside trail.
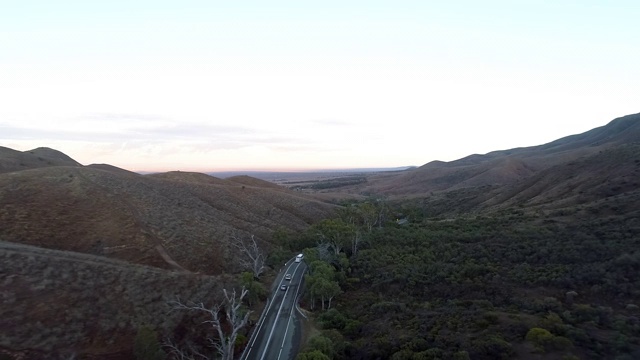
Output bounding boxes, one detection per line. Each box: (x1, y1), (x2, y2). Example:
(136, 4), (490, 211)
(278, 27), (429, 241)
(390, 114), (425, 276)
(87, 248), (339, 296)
(0, 240), (167, 274)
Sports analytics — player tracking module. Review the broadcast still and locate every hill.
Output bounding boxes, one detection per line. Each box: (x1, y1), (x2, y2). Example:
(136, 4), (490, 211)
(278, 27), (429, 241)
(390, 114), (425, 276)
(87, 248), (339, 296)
(0, 240), (230, 359)
(346, 113), (640, 214)
(2, 112), (639, 359)
(0, 147), (338, 359)
(284, 113), (640, 360)
(0, 146), (81, 173)
(0, 155), (337, 274)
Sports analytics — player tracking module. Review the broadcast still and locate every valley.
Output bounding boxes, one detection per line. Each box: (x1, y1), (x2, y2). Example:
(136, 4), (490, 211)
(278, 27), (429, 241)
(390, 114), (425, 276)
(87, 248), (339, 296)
(1, 113), (639, 359)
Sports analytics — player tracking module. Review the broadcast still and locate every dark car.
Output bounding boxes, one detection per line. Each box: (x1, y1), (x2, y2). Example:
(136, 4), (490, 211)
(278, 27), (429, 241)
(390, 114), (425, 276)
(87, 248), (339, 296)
(285, 274), (292, 280)
(280, 284), (287, 291)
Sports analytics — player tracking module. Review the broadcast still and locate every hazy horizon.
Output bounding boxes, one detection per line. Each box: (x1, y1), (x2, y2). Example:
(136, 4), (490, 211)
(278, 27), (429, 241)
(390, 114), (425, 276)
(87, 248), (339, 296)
(2, 1), (639, 172)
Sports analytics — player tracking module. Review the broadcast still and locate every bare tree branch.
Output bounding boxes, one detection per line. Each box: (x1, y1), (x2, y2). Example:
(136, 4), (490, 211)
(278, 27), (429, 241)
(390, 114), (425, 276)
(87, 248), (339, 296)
(231, 233), (266, 278)
(163, 338), (209, 360)
(168, 288), (251, 360)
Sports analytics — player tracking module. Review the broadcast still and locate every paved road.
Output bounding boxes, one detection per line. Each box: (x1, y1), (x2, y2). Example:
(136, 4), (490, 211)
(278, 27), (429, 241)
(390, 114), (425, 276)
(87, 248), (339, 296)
(242, 258), (307, 360)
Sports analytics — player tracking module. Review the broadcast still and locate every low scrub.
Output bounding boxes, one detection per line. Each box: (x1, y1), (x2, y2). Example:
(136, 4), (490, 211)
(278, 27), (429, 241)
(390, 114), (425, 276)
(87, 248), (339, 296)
(0, 241), (229, 359)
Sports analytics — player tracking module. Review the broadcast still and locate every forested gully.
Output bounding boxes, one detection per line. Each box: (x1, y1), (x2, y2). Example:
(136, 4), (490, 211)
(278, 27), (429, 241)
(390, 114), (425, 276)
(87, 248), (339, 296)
(280, 201), (640, 359)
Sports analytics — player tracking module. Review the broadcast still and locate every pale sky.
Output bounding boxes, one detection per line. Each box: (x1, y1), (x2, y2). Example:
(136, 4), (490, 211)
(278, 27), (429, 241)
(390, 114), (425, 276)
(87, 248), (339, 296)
(1, 1), (639, 172)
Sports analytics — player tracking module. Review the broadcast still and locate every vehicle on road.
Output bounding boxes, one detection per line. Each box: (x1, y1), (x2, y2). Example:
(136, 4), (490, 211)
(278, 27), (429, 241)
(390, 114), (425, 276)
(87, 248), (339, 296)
(280, 284), (287, 291)
(285, 274), (292, 280)
(295, 253), (304, 263)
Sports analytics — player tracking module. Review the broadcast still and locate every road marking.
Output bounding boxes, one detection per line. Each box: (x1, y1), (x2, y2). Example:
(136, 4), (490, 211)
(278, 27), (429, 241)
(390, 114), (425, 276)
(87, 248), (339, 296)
(276, 264), (305, 360)
(295, 295), (307, 319)
(259, 261), (302, 360)
(242, 259), (294, 360)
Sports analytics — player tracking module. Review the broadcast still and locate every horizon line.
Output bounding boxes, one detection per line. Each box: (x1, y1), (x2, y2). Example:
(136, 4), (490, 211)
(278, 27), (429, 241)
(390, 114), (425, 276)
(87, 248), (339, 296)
(133, 165), (417, 175)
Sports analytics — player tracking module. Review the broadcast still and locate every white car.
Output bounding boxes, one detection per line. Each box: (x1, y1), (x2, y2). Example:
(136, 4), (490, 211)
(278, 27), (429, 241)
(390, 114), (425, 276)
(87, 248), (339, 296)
(285, 274), (292, 280)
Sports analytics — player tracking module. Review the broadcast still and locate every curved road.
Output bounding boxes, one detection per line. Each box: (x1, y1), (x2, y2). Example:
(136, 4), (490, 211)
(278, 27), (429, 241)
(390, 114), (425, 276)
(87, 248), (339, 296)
(242, 258), (307, 360)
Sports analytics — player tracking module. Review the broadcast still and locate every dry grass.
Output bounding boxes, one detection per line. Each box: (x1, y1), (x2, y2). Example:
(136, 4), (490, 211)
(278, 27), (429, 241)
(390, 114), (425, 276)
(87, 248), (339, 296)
(315, 114), (640, 216)
(0, 240), (231, 359)
(0, 165), (337, 275)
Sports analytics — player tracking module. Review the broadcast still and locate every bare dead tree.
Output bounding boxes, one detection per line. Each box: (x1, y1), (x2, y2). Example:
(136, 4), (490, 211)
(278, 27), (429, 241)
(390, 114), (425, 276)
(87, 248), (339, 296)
(351, 230), (362, 256)
(168, 288), (251, 360)
(231, 233), (266, 279)
(163, 338), (209, 360)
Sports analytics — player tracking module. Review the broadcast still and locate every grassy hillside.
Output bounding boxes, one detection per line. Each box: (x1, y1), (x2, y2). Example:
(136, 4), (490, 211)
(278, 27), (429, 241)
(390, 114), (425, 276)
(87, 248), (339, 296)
(0, 240), (232, 359)
(0, 164), (337, 274)
(0, 146), (81, 174)
(351, 113), (640, 198)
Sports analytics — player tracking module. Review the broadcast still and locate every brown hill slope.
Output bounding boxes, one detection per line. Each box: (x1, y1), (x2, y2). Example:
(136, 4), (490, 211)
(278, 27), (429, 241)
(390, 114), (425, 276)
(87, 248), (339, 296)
(0, 146), (81, 173)
(483, 142), (640, 211)
(87, 163), (140, 176)
(0, 240), (230, 359)
(361, 112), (640, 197)
(227, 174), (287, 189)
(0, 159), (337, 274)
(411, 142), (640, 217)
(148, 170), (232, 185)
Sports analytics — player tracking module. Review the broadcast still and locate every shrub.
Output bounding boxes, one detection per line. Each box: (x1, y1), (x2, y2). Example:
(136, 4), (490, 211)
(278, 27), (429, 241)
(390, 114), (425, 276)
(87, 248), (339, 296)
(306, 335), (334, 358)
(526, 327), (552, 342)
(318, 308), (347, 330)
(296, 349), (331, 360)
(470, 335), (514, 359)
(134, 325), (166, 360)
(452, 350), (471, 360)
(525, 327), (573, 352)
(554, 336), (572, 350)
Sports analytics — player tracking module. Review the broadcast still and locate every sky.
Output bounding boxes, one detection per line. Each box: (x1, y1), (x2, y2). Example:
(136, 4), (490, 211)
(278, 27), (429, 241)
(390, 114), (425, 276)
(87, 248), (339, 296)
(1, 1), (639, 172)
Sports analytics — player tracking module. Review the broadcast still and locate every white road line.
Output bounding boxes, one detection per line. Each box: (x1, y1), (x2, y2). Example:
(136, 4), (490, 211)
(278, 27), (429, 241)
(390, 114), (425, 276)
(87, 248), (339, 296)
(243, 259), (294, 360)
(276, 263), (305, 360)
(295, 294), (307, 319)
(259, 262), (302, 360)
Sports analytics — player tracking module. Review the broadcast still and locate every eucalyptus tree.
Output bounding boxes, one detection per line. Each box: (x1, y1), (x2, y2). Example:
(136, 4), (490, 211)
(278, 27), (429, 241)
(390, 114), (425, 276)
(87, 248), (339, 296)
(168, 288), (250, 360)
(231, 233), (266, 279)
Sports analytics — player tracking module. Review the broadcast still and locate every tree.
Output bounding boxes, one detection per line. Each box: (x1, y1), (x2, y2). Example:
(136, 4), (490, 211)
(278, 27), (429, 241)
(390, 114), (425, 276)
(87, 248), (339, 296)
(239, 271), (267, 307)
(324, 281), (342, 310)
(311, 278), (341, 310)
(168, 288), (251, 360)
(318, 309), (347, 330)
(356, 202), (380, 233)
(338, 201), (383, 233)
(337, 202), (386, 255)
(351, 229), (363, 256)
(163, 340), (208, 360)
(308, 260), (335, 279)
(525, 327), (553, 352)
(231, 233), (266, 279)
(313, 219), (355, 256)
(306, 260), (342, 311)
(306, 335), (335, 358)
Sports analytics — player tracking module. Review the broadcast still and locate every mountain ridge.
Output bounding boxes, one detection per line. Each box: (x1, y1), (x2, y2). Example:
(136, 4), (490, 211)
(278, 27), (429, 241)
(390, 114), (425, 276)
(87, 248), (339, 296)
(0, 146), (81, 174)
(356, 112), (640, 198)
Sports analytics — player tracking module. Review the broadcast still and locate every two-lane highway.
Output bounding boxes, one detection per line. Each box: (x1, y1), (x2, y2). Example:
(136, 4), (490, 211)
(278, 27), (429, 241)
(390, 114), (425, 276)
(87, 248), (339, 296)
(242, 258), (307, 360)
